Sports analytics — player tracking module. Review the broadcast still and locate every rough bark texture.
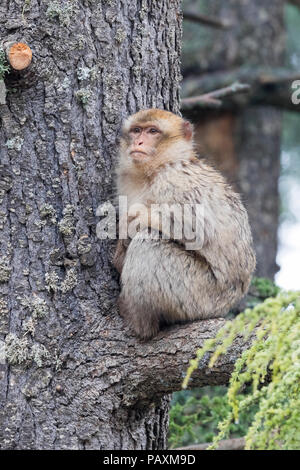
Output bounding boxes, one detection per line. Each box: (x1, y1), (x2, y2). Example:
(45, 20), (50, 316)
(182, 0), (285, 279)
(0, 0), (188, 450)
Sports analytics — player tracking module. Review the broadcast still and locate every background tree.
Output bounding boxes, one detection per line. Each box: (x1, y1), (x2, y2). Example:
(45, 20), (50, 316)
(168, 0), (300, 450)
(181, 0), (300, 279)
(0, 0), (184, 450)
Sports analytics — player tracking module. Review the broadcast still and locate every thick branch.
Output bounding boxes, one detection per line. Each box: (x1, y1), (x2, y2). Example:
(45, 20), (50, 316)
(181, 67), (300, 112)
(183, 11), (232, 29)
(118, 317), (251, 406)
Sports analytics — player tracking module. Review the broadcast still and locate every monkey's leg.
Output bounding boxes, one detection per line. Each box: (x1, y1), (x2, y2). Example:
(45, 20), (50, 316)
(120, 231), (224, 334)
(118, 293), (160, 340)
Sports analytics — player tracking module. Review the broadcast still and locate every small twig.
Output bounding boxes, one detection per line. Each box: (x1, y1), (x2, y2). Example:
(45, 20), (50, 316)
(175, 437), (245, 451)
(183, 11), (232, 29)
(181, 82), (251, 109)
(181, 68), (300, 112)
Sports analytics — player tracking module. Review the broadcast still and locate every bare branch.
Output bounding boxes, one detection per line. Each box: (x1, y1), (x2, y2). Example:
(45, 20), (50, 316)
(183, 11), (232, 29)
(175, 437), (245, 451)
(120, 317), (252, 406)
(181, 67), (300, 112)
(181, 82), (251, 110)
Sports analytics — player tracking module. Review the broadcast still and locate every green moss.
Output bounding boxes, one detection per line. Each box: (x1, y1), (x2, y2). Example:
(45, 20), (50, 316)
(5, 333), (30, 365)
(45, 270), (60, 292)
(77, 234), (91, 255)
(0, 48), (10, 81)
(22, 0), (31, 17)
(61, 267), (78, 293)
(251, 276), (280, 298)
(5, 334), (50, 367)
(75, 88), (92, 106)
(23, 317), (36, 336)
(58, 204), (75, 236)
(0, 256), (11, 283)
(31, 343), (50, 367)
(46, 0), (76, 27)
(183, 291), (300, 450)
(0, 298), (9, 316)
(0, 211), (7, 230)
(115, 28), (127, 44)
(22, 295), (49, 320)
(34, 219), (46, 229)
(39, 204), (57, 224)
(5, 136), (24, 151)
(77, 66), (91, 81)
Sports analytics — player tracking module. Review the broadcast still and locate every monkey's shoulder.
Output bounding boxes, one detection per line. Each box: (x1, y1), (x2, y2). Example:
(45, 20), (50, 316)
(152, 158), (237, 202)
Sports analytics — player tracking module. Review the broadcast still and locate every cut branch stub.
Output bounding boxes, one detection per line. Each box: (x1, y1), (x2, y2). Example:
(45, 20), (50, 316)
(6, 42), (32, 71)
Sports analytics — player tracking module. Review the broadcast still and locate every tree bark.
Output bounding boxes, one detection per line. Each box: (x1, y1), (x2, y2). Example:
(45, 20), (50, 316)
(0, 0), (188, 450)
(182, 0), (285, 279)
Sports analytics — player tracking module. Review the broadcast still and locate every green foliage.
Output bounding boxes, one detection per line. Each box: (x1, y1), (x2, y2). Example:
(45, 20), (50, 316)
(0, 48), (10, 81)
(169, 387), (257, 449)
(250, 277), (280, 299)
(183, 290), (300, 450)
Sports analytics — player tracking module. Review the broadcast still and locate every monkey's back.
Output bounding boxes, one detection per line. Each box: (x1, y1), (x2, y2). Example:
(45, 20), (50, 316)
(120, 230), (252, 325)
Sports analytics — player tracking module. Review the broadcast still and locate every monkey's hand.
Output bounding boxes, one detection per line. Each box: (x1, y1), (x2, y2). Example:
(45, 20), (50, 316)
(113, 238), (131, 274)
(127, 208), (162, 239)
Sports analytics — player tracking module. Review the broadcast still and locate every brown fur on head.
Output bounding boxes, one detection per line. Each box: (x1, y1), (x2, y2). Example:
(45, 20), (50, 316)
(119, 108), (194, 179)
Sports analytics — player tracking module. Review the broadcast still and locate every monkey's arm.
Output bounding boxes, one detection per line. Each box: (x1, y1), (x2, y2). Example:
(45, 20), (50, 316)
(127, 193), (207, 252)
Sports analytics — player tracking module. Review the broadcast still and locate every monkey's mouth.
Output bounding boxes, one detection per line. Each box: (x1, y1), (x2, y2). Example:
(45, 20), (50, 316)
(130, 150), (148, 157)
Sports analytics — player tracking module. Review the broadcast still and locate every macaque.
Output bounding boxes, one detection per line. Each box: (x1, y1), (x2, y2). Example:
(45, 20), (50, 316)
(113, 108), (256, 340)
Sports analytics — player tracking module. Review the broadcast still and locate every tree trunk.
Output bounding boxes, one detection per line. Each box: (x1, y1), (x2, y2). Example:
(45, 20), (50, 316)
(182, 0), (285, 279)
(0, 0), (186, 450)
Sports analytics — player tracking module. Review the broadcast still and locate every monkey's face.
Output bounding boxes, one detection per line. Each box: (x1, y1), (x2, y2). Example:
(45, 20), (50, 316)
(127, 124), (162, 162)
(119, 109), (194, 169)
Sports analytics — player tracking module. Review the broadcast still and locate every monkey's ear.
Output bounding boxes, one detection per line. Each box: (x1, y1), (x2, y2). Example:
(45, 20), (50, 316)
(182, 120), (193, 141)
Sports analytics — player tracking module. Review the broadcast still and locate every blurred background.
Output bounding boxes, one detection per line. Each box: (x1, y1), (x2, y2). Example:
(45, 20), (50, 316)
(169, 0), (300, 448)
(180, 0), (300, 290)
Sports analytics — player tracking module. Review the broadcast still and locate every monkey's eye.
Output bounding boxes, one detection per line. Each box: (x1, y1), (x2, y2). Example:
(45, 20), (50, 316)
(149, 128), (159, 134)
(131, 127), (141, 134)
